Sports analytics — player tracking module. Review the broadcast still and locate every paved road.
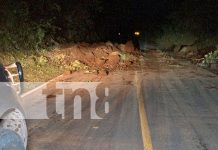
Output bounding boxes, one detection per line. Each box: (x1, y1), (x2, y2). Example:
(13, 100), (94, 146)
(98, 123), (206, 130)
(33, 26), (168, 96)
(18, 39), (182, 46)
(25, 71), (144, 150)
(142, 52), (218, 150)
(24, 51), (218, 150)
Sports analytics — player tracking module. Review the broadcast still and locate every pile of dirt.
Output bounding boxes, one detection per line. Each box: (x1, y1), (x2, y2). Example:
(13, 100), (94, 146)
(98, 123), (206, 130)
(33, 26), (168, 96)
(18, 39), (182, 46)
(48, 41), (139, 74)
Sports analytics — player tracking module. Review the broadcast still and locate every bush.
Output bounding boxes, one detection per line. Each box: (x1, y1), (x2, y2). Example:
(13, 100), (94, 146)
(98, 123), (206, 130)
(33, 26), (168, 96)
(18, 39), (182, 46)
(0, 0), (102, 52)
(65, 60), (88, 71)
(155, 0), (218, 51)
(156, 27), (197, 50)
(202, 50), (218, 66)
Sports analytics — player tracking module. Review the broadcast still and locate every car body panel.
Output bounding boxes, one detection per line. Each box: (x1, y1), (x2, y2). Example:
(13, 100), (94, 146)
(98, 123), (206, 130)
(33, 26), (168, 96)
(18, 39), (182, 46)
(0, 63), (24, 119)
(0, 82), (24, 119)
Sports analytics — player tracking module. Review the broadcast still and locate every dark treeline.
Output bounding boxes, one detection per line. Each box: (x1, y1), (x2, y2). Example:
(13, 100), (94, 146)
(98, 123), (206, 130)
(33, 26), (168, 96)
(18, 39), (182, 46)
(0, 0), (103, 51)
(155, 0), (218, 49)
(0, 0), (218, 51)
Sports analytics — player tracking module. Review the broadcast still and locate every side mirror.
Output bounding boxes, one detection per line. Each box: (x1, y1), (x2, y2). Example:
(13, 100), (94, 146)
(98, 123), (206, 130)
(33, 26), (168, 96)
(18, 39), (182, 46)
(0, 64), (8, 82)
(4, 62), (24, 94)
(15, 62), (24, 82)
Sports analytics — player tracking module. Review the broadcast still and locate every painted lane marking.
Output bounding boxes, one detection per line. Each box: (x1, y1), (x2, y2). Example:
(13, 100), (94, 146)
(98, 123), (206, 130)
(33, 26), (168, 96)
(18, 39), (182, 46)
(135, 71), (153, 150)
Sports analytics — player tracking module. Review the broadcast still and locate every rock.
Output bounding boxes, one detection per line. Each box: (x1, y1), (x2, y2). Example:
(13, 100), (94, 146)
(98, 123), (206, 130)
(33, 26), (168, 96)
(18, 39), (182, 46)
(165, 45), (176, 52)
(63, 70), (72, 75)
(111, 45), (120, 52)
(178, 46), (196, 57)
(124, 40), (135, 53)
(97, 69), (109, 76)
(95, 58), (106, 67)
(75, 47), (95, 65)
(197, 46), (217, 58)
(173, 45), (181, 53)
(186, 51), (197, 58)
(124, 60), (132, 66)
(78, 42), (90, 48)
(210, 62), (218, 70)
(93, 46), (110, 58)
(114, 43), (120, 49)
(118, 44), (126, 52)
(105, 52), (120, 69)
(105, 41), (114, 47)
(55, 42), (136, 71)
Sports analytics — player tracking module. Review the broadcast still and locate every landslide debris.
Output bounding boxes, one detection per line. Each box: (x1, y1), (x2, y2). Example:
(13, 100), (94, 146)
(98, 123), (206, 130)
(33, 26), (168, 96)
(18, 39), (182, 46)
(164, 45), (218, 73)
(48, 41), (139, 75)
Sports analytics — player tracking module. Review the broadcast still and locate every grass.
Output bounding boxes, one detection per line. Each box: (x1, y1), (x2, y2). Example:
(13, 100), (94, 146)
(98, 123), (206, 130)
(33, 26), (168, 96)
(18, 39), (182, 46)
(0, 50), (64, 82)
(156, 31), (197, 50)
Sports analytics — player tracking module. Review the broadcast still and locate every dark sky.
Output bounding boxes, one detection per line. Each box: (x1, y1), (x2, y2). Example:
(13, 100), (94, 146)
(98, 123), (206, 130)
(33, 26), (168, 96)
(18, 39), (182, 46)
(97, 0), (182, 41)
(132, 0), (183, 31)
(99, 0), (218, 42)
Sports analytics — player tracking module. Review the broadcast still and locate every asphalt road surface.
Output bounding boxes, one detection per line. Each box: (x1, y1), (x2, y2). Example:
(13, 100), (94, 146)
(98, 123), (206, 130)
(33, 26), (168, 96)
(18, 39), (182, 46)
(23, 51), (218, 150)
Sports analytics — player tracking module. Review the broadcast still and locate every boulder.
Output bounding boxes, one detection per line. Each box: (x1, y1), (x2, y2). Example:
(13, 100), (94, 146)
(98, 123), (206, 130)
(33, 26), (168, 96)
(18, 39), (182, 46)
(197, 46), (217, 58)
(118, 44), (126, 52)
(73, 46), (95, 65)
(97, 69), (109, 76)
(105, 41), (114, 47)
(173, 45), (181, 53)
(178, 46), (196, 57)
(186, 51), (196, 58)
(105, 52), (120, 69)
(111, 45), (120, 52)
(56, 42), (136, 71)
(93, 46), (110, 58)
(124, 40), (135, 53)
(95, 58), (106, 67)
(63, 70), (72, 75)
(210, 62), (218, 70)
(78, 42), (90, 48)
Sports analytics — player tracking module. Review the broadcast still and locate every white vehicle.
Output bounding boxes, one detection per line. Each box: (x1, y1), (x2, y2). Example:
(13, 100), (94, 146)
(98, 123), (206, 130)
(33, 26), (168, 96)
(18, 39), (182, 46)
(0, 62), (27, 150)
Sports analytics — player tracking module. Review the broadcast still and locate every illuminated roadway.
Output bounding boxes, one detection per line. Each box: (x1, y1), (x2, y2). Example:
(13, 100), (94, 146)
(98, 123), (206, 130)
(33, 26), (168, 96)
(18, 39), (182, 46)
(24, 51), (218, 150)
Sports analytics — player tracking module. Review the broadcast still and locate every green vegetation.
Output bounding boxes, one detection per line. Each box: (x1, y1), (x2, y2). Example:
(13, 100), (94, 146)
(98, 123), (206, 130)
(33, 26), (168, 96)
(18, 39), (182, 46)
(1, 0), (218, 80)
(0, 0), (102, 52)
(202, 50), (218, 66)
(120, 52), (129, 61)
(0, 0), (103, 81)
(0, 50), (63, 82)
(119, 52), (136, 62)
(155, 0), (218, 50)
(156, 28), (197, 50)
(65, 60), (88, 71)
(0, 49), (92, 82)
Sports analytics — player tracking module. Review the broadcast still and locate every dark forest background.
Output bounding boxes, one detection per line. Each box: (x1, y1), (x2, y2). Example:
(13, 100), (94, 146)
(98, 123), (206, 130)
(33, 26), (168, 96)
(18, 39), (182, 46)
(0, 0), (218, 51)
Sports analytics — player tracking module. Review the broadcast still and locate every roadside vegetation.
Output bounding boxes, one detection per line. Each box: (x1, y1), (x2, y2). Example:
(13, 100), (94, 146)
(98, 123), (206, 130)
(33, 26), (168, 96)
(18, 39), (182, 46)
(202, 50), (218, 67)
(0, 0), (101, 81)
(153, 0), (218, 72)
(0, 0), (138, 81)
(1, 0), (218, 80)
(156, 0), (218, 49)
(0, 50), (63, 81)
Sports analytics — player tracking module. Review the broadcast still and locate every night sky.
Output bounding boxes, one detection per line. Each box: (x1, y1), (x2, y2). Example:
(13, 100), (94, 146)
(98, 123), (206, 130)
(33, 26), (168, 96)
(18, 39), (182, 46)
(97, 0), (182, 40)
(0, 0), (217, 49)
(97, 0), (217, 42)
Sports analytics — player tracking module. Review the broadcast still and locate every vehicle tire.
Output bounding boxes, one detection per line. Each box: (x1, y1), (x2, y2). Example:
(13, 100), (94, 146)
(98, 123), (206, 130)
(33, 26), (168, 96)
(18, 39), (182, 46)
(0, 128), (25, 150)
(0, 109), (27, 148)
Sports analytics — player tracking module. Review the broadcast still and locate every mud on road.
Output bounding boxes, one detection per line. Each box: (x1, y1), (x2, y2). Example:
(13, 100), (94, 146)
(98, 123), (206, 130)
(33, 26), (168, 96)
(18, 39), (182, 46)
(25, 51), (218, 150)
